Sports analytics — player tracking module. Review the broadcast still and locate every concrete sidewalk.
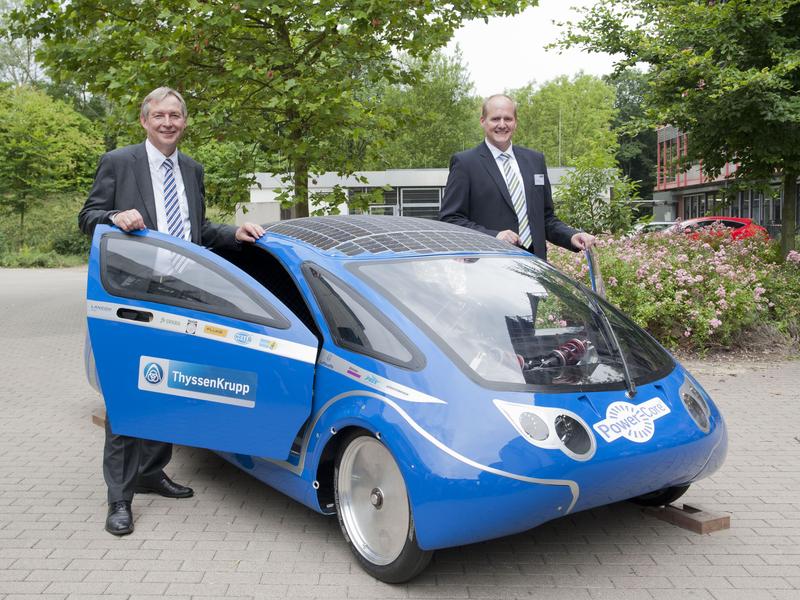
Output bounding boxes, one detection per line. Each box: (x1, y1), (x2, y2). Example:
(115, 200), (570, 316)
(0, 267), (798, 600)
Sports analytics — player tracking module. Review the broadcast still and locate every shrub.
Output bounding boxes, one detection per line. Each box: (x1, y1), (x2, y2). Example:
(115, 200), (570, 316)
(550, 226), (800, 352)
(51, 226), (91, 256)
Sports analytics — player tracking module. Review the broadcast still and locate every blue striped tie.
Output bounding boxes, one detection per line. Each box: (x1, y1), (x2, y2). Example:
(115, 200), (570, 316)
(499, 152), (532, 249)
(162, 158), (187, 240)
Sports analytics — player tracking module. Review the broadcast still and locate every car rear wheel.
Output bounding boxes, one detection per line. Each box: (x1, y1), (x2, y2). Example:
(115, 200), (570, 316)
(632, 484), (691, 507)
(334, 431), (432, 583)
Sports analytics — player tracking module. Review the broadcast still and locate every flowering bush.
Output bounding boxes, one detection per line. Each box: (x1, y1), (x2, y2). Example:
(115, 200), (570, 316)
(549, 227), (800, 352)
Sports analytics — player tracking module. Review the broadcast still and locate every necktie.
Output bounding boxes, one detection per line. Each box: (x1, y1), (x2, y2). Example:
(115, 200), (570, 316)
(162, 158), (187, 240)
(499, 152), (532, 249)
(162, 158), (189, 274)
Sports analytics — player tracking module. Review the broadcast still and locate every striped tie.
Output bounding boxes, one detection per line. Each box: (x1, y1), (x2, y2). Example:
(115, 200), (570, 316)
(162, 158), (187, 240)
(499, 152), (532, 249)
(162, 158), (189, 274)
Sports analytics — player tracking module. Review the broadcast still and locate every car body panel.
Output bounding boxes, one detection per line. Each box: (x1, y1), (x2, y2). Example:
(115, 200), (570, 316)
(86, 227), (318, 458)
(84, 216), (728, 553)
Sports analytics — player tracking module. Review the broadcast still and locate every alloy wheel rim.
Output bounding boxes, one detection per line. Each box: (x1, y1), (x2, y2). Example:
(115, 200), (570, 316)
(338, 436), (409, 565)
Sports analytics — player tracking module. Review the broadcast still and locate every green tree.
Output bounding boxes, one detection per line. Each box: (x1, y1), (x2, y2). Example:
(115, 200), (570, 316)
(365, 50), (482, 169)
(0, 0), (41, 86)
(10, 0), (535, 217)
(554, 159), (638, 235)
(560, 0), (800, 256)
(188, 140), (266, 218)
(606, 68), (656, 202)
(0, 85), (103, 248)
(511, 73), (618, 168)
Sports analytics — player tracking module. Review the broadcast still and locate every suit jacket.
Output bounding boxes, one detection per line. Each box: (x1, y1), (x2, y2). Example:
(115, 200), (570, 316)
(439, 142), (577, 261)
(79, 142), (238, 251)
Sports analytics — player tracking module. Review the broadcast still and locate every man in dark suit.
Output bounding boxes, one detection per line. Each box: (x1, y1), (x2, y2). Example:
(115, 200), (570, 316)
(440, 94), (594, 261)
(79, 87), (264, 536)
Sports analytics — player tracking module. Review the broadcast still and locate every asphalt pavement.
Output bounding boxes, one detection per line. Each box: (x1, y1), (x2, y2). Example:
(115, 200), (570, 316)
(1, 267), (799, 600)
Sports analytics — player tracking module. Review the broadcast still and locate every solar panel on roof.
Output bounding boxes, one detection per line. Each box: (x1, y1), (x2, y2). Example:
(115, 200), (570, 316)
(265, 215), (512, 256)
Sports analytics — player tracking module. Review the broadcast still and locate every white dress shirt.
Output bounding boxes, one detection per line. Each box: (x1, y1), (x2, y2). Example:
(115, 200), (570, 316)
(144, 139), (191, 240)
(485, 140), (528, 206)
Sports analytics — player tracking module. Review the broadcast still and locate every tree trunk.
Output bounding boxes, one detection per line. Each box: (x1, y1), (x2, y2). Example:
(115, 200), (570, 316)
(288, 159), (309, 219)
(781, 171), (797, 258)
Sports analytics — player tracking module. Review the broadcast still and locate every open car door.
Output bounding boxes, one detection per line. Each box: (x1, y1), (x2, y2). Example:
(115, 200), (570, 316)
(85, 226), (317, 459)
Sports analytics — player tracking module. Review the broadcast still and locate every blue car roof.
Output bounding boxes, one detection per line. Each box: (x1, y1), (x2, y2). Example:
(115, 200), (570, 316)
(263, 215), (523, 259)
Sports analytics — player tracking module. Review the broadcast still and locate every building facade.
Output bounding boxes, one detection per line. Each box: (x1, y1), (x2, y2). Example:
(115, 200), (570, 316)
(652, 126), (800, 238)
(238, 167), (574, 225)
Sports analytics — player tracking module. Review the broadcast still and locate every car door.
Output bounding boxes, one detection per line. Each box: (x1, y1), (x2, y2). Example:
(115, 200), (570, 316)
(86, 226), (317, 458)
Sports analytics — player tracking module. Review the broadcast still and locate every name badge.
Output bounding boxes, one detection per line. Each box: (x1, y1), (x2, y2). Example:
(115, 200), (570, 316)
(534, 174), (545, 186)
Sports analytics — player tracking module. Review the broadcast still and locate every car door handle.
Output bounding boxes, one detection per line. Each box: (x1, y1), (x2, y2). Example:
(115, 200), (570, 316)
(116, 308), (153, 323)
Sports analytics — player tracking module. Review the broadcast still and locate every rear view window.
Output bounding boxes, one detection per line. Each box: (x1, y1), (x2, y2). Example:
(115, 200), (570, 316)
(100, 234), (287, 328)
(304, 264), (423, 369)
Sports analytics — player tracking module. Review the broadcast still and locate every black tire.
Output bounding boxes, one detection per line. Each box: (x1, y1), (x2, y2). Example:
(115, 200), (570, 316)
(632, 484), (691, 507)
(334, 431), (433, 583)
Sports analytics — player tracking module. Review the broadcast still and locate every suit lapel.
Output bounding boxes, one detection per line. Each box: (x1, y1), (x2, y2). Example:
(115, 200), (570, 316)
(477, 143), (515, 214)
(132, 143), (158, 228)
(178, 152), (201, 244)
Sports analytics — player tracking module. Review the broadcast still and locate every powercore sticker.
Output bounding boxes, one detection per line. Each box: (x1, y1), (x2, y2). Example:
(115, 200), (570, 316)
(593, 397), (670, 443)
(138, 356), (257, 408)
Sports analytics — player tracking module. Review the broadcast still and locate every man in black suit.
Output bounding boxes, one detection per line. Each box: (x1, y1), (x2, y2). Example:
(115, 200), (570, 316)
(79, 87), (264, 536)
(440, 94), (595, 261)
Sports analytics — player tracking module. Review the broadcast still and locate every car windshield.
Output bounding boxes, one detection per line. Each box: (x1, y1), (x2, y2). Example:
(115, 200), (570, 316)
(354, 256), (673, 391)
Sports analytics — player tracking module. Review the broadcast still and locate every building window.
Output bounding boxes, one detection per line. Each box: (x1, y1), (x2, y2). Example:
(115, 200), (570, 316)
(400, 188), (441, 220)
(752, 192), (762, 223)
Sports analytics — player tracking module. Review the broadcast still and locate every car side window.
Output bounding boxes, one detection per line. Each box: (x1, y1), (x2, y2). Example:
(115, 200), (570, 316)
(100, 234), (288, 328)
(303, 263), (424, 370)
(722, 220), (742, 229)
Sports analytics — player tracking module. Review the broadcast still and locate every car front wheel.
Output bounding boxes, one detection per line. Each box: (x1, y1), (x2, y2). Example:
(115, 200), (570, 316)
(334, 431), (432, 583)
(632, 484), (691, 507)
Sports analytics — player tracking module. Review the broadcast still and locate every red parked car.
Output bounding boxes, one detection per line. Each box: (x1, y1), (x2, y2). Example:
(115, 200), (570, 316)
(674, 217), (769, 240)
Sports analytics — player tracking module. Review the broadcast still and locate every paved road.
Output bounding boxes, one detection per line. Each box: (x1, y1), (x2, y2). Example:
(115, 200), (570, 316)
(1, 267), (799, 600)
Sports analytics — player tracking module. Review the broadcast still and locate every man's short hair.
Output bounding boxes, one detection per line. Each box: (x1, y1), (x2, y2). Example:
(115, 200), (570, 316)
(481, 94), (517, 118)
(140, 87), (188, 119)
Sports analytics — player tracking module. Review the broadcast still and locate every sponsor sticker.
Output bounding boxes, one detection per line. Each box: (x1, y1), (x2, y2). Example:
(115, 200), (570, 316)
(185, 319), (197, 335)
(158, 315), (182, 330)
(317, 350), (444, 404)
(138, 355), (257, 408)
(204, 324), (228, 337)
(234, 331), (253, 345)
(593, 397), (670, 444)
(259, 338), (278, 351)
(88, 302), (113, 314)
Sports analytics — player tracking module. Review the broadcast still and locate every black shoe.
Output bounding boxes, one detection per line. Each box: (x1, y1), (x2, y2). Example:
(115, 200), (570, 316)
(135, 474), (194, 499)
(105, 501), (133, 536)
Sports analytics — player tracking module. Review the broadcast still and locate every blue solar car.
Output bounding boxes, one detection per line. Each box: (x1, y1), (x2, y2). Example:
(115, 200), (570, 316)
(85, 216), (727, 582)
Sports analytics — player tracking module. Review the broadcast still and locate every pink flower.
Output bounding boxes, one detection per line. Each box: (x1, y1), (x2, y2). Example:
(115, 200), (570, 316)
(709, 318), (721, 329)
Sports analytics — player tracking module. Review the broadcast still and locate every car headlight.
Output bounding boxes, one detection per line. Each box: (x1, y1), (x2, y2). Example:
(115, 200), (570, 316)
(494, 399), (596, 461)
(679, 377), (711, 433)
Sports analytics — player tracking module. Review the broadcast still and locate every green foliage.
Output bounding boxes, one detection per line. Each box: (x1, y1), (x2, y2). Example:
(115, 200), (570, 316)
(554, 160), (638, 234)
(606, 68), (657, 201)
(0, 193), (88, 262)
(558, 0), (800, 255)
(365, 50), (482, 169)
(550, 230), (800, 352)
(0, 247), (85, 267)
(187, 141), (264, 217)
(50, 227), (90, 255)
(511, 73), (618, 168)
(10, 0), (536, 214)
(0, 85), (103, 249)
